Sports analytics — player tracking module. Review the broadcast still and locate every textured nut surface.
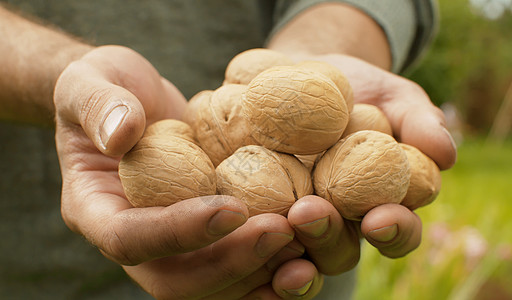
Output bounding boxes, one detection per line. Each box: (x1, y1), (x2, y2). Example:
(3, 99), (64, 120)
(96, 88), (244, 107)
(296, 60), (354, 112)
(400, 143), (442, 210)
(183, 90), (213, 129)
(242, 66), (349, 155)
(119, 134), (216, 208)
(295, 153), (322, 173)
(313, 130), (410, 220)
(192, 84), (258, 166)
(144, 119), (197, 145)
(224, 48), (294, 85)
(216, 145), (313, 216)
(342, 104), (393, 138)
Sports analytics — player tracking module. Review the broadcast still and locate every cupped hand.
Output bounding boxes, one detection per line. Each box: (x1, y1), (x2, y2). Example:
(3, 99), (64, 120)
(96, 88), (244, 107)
(286, 53), (457, 282)
(53, 45), (322, 299)
(308, 53), (457, 170)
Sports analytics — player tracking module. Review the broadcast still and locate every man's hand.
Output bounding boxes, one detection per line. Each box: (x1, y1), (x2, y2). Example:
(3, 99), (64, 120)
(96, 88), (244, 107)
(268, 2), (457, 284)
(285, 53), (456, 277)
(54, 45), (325, 299)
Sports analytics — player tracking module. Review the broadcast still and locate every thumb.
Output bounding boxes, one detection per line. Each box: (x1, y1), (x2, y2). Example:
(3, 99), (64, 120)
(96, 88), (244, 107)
(55, 67), (146, 156)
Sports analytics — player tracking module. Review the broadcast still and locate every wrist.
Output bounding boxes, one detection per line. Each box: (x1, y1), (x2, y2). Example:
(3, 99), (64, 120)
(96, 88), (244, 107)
(267, 3), (391, 70)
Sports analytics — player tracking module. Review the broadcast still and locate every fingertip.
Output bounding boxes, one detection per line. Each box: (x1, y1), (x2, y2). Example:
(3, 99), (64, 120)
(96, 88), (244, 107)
(361, 204), (422, 258)
(273, 259), (323, 299)
(288, 195), (338, 225)
(99, 100), (146, 157)
(399, 110), (457, 171)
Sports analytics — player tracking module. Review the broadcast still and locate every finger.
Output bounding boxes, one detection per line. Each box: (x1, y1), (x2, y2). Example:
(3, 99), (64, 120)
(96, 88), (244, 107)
(59, 157), (249, 265)
(380, 81), (457, 170)
(272, 259), (324, 300)
(54, 46), (186, 157)
(288, 195), (360, 275)
(361, 203), (422, 258)
(203, 240), (305, 299)
(124, 214), (295, 299)
(240, 284), (282, 300)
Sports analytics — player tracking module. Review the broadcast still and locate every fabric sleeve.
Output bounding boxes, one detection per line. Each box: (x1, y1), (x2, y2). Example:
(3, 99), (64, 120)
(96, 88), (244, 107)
(268, 0), (439, 73)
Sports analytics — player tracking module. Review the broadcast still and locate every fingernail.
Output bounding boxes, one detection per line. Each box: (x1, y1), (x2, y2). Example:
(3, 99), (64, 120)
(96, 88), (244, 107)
(367, 224), (398, 243)
(284, 280), (313, 296)
(255, 232), (294, 258)
(295, 216), (330, 238)
(442, 127), (458, 150)
(100, 105), (129, 148)
(207, 210), (247, 236)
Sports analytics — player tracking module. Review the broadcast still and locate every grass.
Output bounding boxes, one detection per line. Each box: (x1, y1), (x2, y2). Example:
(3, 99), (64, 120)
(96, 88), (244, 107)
(354, 137), (512, 300)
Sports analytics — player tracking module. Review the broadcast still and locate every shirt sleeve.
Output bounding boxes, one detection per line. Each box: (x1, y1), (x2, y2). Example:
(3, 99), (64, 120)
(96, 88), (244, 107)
(268, 0), (439, 73)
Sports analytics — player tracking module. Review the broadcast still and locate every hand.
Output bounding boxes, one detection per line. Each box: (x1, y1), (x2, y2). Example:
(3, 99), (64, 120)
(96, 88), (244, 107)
(286, 53), (457, 278)
(54, 45), (320, 299)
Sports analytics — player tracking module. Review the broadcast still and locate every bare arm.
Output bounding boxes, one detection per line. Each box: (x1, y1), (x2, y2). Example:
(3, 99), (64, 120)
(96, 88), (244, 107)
(268, 3), (392, 70)
(0, 6), (92, 125)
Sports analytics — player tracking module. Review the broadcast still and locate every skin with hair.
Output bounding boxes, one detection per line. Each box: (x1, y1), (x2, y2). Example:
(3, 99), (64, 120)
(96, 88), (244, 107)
(0, 2), (456, 299)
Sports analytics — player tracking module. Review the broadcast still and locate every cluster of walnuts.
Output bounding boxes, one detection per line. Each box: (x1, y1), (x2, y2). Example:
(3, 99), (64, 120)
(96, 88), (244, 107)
(118, 49), (441, 221)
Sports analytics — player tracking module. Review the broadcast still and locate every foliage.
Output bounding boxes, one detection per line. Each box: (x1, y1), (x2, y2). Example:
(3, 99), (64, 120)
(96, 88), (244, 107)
(407, 0), (512, 133)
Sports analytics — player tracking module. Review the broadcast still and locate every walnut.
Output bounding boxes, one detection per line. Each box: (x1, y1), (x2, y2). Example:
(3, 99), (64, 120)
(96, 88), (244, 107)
(342, 104), (393, 138)
(187, 84), (258, 166)
(119, 120), (216, 208)
(224, 48), (294, 85)
(216, 145), (313, 216)
(313, 130), (411, 220)
(295, 60), (354, 112)
(242, 66), (349, 155)
(399, 143), (442, 210)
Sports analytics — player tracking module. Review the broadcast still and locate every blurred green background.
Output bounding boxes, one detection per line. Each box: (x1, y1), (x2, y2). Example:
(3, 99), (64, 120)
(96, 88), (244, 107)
(355, 0), (512, 299)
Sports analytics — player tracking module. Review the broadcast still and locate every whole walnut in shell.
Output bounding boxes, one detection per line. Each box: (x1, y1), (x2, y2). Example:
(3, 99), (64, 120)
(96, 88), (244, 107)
(295, 60), (354, 112)
(144, 119), (197, 145)
(182, 89), (213, 130)
(342, 104), (393, 138)
(119, 120), (216, 208)
(242, 66), (349, 155)
(224, 48), (294, 85)
(313, 130), (411, 220)
(188, 84), (258, 166)
(399, 143), (442, 210)
(216, 145), (313, 216)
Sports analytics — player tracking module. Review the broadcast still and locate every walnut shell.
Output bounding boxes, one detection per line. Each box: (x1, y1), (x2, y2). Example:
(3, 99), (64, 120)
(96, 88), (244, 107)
(119, 131), (216, 208)
(216, 145), (313, 216)
(191, 84), (258, 166)
(144, 119), (197, 145)
(399, 143), (442, 210)
(224, 48), (294, 85)
(342, 104), (393, 138)
(242, 66), (349, 155)
(183, 90), (213, 129)
(295, 60), (354, 112)
(295, 153), (323, 173)
(313, 130), (411, 220)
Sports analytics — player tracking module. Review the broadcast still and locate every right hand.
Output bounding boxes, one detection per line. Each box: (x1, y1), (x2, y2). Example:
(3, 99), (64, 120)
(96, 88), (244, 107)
(54, 45), (321, 299)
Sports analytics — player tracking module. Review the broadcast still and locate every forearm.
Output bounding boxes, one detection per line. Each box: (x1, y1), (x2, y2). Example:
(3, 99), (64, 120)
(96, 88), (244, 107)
(267, 3), (392, 70)
(0, 6), (93, 126)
